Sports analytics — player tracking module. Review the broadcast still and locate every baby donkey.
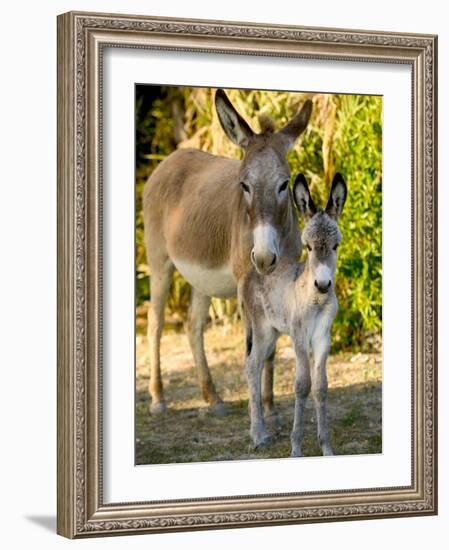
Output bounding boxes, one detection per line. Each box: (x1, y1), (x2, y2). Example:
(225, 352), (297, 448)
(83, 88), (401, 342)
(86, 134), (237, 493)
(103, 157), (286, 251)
(242, 173), (347, 456)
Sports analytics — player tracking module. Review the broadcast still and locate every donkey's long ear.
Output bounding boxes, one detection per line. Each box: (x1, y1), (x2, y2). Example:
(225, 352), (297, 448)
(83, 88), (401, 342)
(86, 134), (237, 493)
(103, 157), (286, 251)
(215, 89), (254, 148)
(293, 174), (317, 221)
(279, 99), (313, 150)
(325, 173), (347, 219)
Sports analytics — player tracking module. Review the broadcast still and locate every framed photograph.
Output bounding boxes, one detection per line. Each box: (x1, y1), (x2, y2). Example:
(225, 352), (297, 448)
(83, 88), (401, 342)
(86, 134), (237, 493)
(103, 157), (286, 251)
(57, 11), (438, 538)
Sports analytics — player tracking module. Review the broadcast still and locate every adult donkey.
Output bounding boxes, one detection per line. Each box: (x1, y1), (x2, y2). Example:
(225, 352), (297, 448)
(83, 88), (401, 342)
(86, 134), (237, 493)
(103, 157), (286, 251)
(143, 89), (312, 417)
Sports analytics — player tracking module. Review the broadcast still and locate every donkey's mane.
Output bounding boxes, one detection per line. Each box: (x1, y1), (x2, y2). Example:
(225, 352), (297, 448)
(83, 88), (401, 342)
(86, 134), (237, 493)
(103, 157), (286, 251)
(258, 114), (276, 134)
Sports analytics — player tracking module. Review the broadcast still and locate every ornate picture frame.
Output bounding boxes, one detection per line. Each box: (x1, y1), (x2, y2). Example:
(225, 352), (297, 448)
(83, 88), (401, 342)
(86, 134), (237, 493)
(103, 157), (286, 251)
(57, 11), (437, 538)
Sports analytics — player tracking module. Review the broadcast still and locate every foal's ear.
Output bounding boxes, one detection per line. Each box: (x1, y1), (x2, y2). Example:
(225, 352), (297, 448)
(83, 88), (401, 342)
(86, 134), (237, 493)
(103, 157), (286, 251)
(215, 89), (254, 148)
(293, 174), (317, 221)
(279, 99), (313, 150)
(325, 173), (347, 219)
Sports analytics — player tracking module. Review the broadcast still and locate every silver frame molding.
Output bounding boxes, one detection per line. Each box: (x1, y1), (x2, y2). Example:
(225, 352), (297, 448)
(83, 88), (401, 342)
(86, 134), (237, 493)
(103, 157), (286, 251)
(57, 11), (438, 538)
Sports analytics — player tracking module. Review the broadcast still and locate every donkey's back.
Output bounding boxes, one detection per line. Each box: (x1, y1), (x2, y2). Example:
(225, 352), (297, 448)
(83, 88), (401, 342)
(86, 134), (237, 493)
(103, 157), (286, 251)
(143, 147), (242, 277)
(143, 147), (240, 208)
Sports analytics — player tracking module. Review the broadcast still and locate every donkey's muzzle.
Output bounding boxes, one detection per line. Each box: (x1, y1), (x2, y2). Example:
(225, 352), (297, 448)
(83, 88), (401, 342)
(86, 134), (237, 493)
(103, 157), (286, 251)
(251, 249), (277, 275)
(314, 279), (332, 294)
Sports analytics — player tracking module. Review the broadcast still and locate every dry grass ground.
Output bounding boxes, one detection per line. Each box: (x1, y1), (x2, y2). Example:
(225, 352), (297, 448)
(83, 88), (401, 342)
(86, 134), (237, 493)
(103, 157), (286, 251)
(136, 319), (382, 465)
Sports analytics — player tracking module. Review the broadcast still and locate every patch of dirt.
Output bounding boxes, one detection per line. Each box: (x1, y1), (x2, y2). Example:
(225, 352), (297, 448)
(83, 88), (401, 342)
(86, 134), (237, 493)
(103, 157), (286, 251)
(136, 322), (382, 465)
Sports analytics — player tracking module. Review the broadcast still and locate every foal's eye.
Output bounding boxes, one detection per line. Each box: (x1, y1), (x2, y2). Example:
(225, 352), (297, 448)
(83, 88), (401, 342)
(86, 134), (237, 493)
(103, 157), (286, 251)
(278, 180), (289, 194)
(333, 244), (339, 251)
(240, 181), (250, 193)
(306, 244), (312, 251)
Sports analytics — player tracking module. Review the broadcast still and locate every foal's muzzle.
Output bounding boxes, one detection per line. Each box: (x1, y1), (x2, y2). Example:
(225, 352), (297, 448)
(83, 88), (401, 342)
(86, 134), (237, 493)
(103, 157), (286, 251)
(314, 279), (332, 294)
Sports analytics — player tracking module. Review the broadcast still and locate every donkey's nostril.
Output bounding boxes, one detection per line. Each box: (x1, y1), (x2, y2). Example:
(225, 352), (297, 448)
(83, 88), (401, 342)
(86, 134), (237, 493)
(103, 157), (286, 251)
(251, 249), (256, 263)
(270, 254), (277, 267)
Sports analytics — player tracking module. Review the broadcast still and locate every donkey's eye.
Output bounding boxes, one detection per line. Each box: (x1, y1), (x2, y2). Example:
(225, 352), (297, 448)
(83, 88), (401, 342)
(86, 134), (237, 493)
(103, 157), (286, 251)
(240, 182), (250, 193)
(306, 244), (312, 251)
(278, 180), (289, 194)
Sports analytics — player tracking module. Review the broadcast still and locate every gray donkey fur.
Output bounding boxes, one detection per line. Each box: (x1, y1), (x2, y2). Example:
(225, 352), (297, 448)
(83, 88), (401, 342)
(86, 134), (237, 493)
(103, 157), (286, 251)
(241, 173), (347, 454)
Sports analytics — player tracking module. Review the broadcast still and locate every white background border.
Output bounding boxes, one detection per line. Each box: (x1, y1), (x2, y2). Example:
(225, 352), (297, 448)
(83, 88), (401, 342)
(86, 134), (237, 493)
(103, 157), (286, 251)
(103, 47), (411, 503)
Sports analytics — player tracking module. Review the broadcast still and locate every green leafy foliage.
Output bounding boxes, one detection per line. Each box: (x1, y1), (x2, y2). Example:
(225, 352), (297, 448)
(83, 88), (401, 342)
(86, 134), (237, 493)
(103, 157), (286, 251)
(136, 86), (382, 351)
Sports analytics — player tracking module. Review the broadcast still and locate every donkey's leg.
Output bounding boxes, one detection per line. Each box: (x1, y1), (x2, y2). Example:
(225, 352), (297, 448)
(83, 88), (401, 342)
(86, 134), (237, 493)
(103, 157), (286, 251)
(290, 344), (311, 457)
(147, 260), (174, 414)
(246, 325), (276, 449)
(186, 289), (226, 417)
(262, 348), (282, 430)
(311, 333), (333, 456)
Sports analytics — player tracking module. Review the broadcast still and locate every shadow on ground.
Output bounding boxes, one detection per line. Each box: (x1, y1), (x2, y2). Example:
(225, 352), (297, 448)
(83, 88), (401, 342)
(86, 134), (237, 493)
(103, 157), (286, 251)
(25, 515), (56, 533)
(135, 325), (382, 465)
(136, 382), (381, 464)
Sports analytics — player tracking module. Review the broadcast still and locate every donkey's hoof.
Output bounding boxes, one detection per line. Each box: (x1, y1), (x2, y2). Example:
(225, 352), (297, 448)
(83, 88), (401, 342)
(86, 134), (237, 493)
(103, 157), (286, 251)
(150, 401), (167, 415)
(322, 447), (334, 456)
(253, 434), (274, 451)
(290, 448), (303, 458)
(265, 411), (283, 431)
(209, 401), (227, 417)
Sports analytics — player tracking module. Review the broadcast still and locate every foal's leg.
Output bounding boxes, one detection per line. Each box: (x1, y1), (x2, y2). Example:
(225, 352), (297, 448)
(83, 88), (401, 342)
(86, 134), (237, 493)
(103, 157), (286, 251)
(262, 348), (282, 430)
(290, 343), (311, 457)
(186, 289), (226, 416)
(147, 260), (174, 414)
(246, 324), (276, 449)
(311, 331), (333, 456)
